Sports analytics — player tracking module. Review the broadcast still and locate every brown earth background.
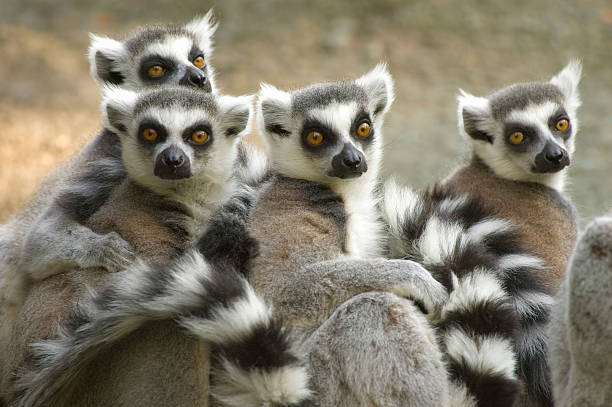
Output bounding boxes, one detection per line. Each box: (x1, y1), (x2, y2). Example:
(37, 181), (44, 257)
(1, 0), (611, 226)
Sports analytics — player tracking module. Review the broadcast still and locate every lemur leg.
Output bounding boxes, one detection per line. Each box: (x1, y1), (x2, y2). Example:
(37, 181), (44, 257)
(304, 291), (449, 407)
(273, 258), (448, 330)
(549, 215), (612, 407)
(20, 209), (136, 280)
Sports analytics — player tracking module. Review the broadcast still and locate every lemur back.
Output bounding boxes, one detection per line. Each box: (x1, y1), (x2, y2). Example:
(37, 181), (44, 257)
(444, 60), (582, 293)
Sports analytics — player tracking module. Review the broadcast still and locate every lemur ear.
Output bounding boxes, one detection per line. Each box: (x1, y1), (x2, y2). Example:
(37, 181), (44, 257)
(101, 85), (138, 135)
(185, 10), (218, 53)
(457, 90), (494, 144)
(88, 34), (128, 86)
(257, 83), (292, 138)
(218, 94), (254, 138)
(550, 59), (582, 112)
(355, 63), (395, 119)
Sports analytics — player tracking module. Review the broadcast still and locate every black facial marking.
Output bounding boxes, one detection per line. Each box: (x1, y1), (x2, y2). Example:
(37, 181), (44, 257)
(503, 123), (539, 152)
(155, 145), (192, 179)
(137, 119), (168, 149)
(188, 45), (205, 66)
(532, 140), (569, 173)
(330, 142), (367, 179)
(463, 109), (493, 143)
(181, 121), (214, 150)
(94, 51), (125, 85)
(138, 55), (176, 84)
(179, 66), (210, 91)
(300, 119), (338, 152)
(548, 108), (572, 139)
(350, 111), (374, 145)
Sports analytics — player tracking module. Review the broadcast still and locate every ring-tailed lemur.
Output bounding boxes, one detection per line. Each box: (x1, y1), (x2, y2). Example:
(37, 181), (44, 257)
(383, 181), (554, 406)
(443, 60), (582, 294)
(549, 211), (612, 407)
(247, 65), (452, 406)
(9, 86), (308, 407)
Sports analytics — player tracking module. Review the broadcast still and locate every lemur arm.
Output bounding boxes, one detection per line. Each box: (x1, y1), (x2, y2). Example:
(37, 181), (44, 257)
(274, 258), (448, 329)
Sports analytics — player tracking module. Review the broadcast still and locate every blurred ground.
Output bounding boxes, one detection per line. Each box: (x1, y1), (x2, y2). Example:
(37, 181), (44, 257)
(0, 0), (610, 225)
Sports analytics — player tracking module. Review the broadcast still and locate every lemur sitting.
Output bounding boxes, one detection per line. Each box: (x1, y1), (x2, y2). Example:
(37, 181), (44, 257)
(443, 60), (582, 294)
(0, 11), (267, 326)
(3, 87), (305, 407)
(248, 65), (452, 406)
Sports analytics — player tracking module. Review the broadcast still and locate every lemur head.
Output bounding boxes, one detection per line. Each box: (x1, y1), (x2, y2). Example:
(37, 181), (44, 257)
(257, 64), (394, 187)
(89, 11), (217, 92)
(101, 86), (253, 197)
(458, 60), (582, 191)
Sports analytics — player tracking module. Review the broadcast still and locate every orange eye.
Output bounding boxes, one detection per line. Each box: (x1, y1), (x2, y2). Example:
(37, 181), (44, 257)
(306, 131), (324, 146)
(193, 56), (205, 68)
(357, 122), (371, 138)
(555, 119), (569, 132)
(143, 128), (158, 142)
(147, 65), (164, 77)
(191, 130), (209, 144)
(509, 132), (524, 144)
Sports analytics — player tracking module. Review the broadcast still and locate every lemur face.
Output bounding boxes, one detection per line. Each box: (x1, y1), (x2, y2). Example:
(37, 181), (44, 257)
(89, 12), (217, 92)
(257, 64), (394, 184)
(101, 86), (253, 193)
(457, 60), (582, 187)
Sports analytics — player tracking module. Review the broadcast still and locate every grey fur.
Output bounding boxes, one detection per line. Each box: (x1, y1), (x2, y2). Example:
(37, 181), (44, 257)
(549, 213), (612, 406)
(291, 82), (367, 115)
(133, 88), (218, 116)
(124, 26), (196, 56)
(489, 82), (564, 120)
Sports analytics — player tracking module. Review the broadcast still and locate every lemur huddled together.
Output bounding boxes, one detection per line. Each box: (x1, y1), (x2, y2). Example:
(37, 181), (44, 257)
(0, 9), (604, 407)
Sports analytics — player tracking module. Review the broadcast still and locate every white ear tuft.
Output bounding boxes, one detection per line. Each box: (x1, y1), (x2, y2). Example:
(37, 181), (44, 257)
(88, 34), (128, 85)
(218, 94), (255, 138)
(101, 85), (138, 134)
(550, 59), (582, 110)
(457, 89), (494, 143)
(185, 10), (218, 53)
(257, 83), (292, 140)
(355, 62), (395, 119)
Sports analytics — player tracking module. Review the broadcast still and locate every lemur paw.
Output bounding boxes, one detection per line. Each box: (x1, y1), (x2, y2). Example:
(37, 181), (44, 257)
(390, 262), (448, 320)
(96, 232), (137, 272)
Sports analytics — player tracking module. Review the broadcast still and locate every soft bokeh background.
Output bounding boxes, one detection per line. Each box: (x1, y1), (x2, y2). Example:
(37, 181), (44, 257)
(1, 0), (611, 225)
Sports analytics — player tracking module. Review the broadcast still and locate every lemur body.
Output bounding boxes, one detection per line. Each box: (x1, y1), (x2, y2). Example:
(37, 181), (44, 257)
(3, 87), (307, 407)
(443, 61), (582, 294)
(548, 211), (612, 406)
(250, 66), (452, 406)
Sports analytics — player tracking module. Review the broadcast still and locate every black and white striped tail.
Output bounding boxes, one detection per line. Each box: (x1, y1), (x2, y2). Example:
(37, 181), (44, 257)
(383, 180), (553, 407)
(14, 187), (310, 407)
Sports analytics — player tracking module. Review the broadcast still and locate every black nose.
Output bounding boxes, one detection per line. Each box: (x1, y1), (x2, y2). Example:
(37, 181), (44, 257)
(155, 145), (191, 179)
(188, 71), (207, 87)
(545, 147), (565, 164)
(179, 68), (211, 91)
(331, 143), (367, 179)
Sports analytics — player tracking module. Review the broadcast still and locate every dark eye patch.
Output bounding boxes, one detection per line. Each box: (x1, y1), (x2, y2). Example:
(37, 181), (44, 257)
(188, 45), (206, 69)
(138, 55), (176, 83)
(301, 119), (338, 153)
(548, 108), (572, 139)
(137, 119), (168, 149)
(182, 121), (214, 150)
(503, 122), (539, 152)
(350, 110), (374, 145)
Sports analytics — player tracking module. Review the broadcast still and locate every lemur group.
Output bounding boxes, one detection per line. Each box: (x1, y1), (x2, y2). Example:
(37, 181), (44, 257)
(0, 10), (603, 407)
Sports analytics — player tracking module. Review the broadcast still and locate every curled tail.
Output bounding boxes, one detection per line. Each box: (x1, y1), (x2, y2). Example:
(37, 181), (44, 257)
(383, 180), (553, 406)
(14, 187), (310, 407)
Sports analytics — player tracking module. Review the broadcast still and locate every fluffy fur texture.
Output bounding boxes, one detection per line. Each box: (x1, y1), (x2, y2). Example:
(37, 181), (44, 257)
(383, 180), (554, 406)
(548, 212), (612, 406)
(248, 66), (452, 406)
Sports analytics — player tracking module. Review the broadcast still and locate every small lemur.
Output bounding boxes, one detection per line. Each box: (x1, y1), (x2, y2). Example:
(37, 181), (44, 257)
(549, 211), (612, 407)
(383, 182), (554, 406)
(248, 65), (452, 406)
(443, 60), (582, 294)
(8, 86), (308, 407)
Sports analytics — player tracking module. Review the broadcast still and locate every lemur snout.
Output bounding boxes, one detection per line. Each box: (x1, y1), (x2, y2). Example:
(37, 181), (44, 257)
(533, 141), (569, 173)
(180, 68), (211, 92)
(331, 143), (367, 179)
(155, 145), (192, 179)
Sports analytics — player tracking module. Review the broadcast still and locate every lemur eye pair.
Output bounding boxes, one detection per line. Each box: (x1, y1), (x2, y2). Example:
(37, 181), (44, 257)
(142, 129), (209, 144)
(305, 121), (372, 147)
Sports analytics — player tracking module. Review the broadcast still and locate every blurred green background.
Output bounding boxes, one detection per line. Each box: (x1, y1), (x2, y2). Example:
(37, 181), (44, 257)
(1, 0), (610, 225)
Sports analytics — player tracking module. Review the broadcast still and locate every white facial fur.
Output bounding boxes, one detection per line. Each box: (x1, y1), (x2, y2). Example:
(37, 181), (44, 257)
(457, 60), (582, 192)
(88, 11), (217, 92)
(101, 86), (253, 208)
